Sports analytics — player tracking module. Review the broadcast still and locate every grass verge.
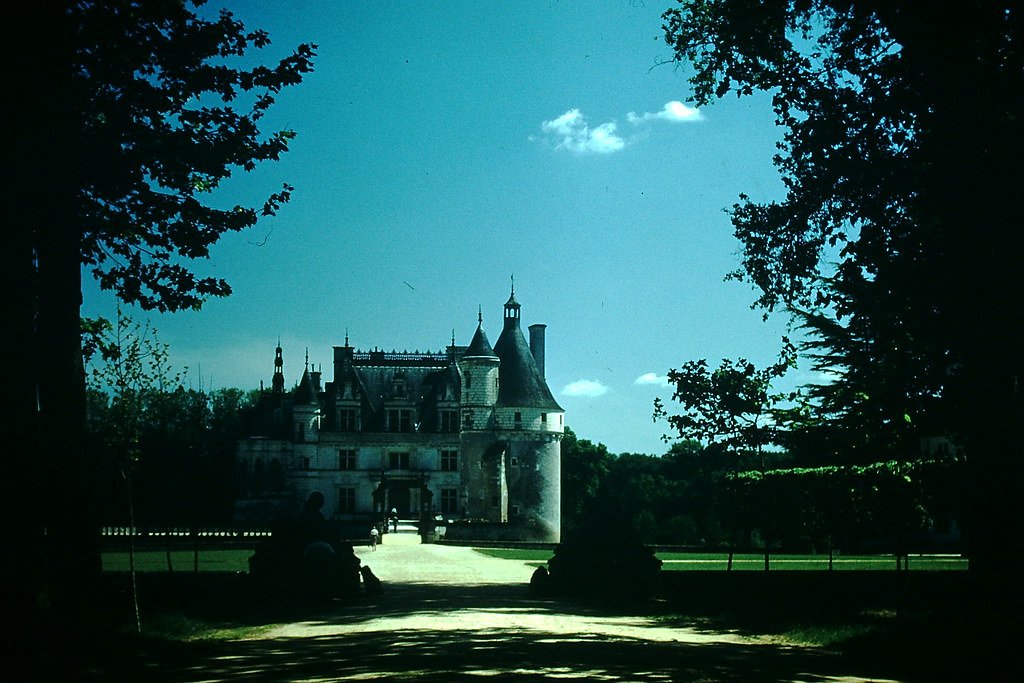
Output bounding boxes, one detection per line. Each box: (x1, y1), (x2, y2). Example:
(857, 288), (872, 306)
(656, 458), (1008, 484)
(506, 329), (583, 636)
(471, 547), (967, 571)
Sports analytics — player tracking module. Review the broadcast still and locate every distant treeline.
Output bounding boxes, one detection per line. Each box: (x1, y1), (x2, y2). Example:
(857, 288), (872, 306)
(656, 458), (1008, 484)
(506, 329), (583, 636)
(87, 387), (257, 527)
(561, 429), (965, 554)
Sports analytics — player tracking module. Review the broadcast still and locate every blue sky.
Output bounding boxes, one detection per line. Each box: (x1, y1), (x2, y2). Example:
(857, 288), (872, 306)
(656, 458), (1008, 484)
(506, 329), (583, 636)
(81, 0), (800, 455)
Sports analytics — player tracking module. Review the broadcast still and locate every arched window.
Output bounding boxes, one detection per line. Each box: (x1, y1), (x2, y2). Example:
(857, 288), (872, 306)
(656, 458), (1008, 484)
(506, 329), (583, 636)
(254, 459), (266, 493)
(237, 461), (250, 496)
(269, 459), (285, 491)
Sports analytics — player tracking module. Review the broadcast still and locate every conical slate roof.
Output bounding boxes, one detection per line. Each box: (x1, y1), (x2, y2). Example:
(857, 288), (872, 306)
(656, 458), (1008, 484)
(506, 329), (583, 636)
(494, 315), (562, 411)
(294, 368), (318, 404)
(464, 324), (497, 359)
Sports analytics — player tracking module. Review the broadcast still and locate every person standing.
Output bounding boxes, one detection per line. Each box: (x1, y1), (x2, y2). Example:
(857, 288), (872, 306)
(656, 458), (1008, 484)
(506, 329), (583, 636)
(369, 525), (378, 550)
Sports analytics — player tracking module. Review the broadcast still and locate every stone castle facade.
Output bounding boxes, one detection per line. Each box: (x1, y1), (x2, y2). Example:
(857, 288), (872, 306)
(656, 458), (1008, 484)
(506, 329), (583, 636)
(235, 289), (564, 542)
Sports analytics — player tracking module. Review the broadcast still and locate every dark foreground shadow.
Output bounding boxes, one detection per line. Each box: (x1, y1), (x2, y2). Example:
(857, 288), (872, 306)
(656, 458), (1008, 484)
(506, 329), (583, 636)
(51, 577), (976, 683)
(107, 627), (864, 683)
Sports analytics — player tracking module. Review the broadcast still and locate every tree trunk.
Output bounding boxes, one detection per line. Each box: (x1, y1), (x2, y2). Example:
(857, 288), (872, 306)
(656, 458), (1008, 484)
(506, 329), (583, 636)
(37, 212), (103, 628)
(17, 3), (102, 642)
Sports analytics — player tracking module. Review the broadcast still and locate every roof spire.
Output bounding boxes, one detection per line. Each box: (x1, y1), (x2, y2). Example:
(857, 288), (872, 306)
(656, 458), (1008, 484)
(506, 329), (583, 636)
(272, 342), (284, 393)
(504, 279), (521, 326)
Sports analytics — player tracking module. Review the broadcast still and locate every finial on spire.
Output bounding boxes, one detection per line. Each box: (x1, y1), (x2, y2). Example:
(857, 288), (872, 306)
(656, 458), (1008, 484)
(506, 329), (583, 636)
(511, 273), (515, 295)
(345, 329), (349, 346)
(478, 305), (483, 325)
(451, 329), (456, 346)
(304, 347), (309, 370)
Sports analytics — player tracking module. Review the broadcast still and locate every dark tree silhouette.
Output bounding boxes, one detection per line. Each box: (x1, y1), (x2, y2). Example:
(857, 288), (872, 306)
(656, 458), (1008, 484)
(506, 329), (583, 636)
(662, 0), (1022, 631)
(12, 0), (314, 638)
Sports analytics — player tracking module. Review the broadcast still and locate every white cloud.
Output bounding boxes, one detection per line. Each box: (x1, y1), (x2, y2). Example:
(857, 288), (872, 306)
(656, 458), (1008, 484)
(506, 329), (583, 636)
(538, 101), (702, 154)
(627, 100), (703, 124)
(634, 372), (671, 387)
(562, 379), (610, 397)
(540, 108), (625, 154)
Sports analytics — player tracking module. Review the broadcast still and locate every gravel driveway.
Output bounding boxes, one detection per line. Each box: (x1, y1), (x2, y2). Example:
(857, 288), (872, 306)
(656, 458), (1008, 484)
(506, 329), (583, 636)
(180, 533), (899, 683)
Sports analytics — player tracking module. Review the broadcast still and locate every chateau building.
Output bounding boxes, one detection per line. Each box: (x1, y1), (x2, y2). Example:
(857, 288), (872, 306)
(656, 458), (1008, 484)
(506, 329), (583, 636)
(235, 289), (564, 542)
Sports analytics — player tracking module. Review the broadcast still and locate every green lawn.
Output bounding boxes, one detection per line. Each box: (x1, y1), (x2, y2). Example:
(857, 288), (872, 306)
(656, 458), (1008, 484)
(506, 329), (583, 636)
(103, 548), (967, 573)
(102, 549), (253, 573)
(472, 548), (967, 571)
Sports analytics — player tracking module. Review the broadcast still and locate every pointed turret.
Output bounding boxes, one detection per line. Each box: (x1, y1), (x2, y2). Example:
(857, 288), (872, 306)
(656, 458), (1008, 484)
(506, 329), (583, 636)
(459, 308), (500, 430)
(292, 353), (322, 443)
(272, 340), (285, 393)
(494, 287), (561, 411)
(464, 307), (498, 359)
(295, 367), (318, 404)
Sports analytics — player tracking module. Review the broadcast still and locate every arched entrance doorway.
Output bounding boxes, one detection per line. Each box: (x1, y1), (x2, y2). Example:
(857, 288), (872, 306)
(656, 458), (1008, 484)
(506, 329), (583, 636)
(373, 473), (432, 527)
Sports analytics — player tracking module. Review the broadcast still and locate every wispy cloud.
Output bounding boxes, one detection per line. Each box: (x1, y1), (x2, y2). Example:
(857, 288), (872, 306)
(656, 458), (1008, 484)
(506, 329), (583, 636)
(538, 101), (702, 154)
(634, 372), (671, 387)
(562, 379), (610, 397)
(541, 109), (625, 154)
(627, 100), (703, 124)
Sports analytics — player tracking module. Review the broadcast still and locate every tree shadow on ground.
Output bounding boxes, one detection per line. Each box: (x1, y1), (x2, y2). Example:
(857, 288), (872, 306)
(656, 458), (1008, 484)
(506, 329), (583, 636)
(96, 623), (881, 683)
(60, 578), (973, 682)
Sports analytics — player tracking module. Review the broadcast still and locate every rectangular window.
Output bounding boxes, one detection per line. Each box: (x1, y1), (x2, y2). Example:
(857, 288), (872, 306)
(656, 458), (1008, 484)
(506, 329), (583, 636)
(439, 410), (458, 433)
(440, 450), (458, 472)
(389, 452), (410, 470)
(440, 488), (458, 514)
(463, 410), (473, 427)
(541, 413), (547, 423)
(338, 488), (355, 513)
(338, 449), (357, 470)
(514, 412), (522, 429)
(387, 409), (414, 432)
(338, 408), (358, 432)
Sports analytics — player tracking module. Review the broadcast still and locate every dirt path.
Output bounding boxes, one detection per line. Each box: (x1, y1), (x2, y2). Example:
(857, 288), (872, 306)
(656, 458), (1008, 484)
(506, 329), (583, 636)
(140, 534), (907, 682)
(267, 533), (753, 646)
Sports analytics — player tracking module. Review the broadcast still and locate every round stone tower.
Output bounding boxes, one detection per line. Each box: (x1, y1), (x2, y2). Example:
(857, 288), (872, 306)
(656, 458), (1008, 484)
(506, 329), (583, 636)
(458, 314), (505, 521)
(493, 288), (564, 543)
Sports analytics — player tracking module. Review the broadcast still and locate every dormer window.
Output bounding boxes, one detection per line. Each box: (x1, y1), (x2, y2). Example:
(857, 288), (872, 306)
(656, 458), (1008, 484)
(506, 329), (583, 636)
(387, 408), (414, 433)
(439, 410), (458, 433)
(337, 408), (358, 432)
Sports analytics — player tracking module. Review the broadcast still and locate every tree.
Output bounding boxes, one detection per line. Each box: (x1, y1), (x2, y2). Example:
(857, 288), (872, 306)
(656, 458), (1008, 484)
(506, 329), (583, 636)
(661, 0), (1022, 627)
(560, 428), (613, 535)
(655, 341), (796, 472)
(655, 341), (796, 568)
(87, 310), (184, 633)
(14, 0), (315, 636)
(787, 280), (949, 463)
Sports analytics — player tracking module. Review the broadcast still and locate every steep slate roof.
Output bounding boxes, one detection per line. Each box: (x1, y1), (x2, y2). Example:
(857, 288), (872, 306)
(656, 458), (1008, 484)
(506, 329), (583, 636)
(323, 351), (460, 433)
(494, 313), (562, 411)
(464, 323), (497, 358)
(294, 368), (319, 405)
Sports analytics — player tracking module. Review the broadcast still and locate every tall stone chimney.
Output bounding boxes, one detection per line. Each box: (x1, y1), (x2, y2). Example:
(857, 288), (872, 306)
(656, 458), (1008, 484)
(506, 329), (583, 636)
(528, 324), (547, 379)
